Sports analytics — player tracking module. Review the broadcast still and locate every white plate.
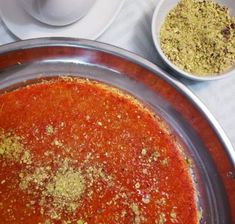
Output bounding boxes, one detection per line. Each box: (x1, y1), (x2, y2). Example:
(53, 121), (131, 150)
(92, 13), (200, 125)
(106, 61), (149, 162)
(0, 0), (125, 40)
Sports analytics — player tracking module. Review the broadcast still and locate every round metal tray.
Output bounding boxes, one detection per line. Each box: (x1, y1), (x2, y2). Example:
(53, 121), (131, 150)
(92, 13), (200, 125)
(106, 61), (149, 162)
(0, 38), (234, 223)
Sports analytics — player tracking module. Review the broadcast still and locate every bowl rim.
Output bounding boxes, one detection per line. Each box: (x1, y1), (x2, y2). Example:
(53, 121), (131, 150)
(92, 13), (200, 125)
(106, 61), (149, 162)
(151, 0), (235, 81)
(0, 37), (234, 167)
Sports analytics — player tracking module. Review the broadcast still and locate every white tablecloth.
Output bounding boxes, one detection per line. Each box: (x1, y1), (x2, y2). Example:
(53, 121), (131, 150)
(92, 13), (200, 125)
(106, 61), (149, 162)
(1, 0), (235, 147)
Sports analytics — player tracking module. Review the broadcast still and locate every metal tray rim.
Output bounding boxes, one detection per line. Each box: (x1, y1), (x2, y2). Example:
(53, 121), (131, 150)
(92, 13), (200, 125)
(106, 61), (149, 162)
(0, 37), (234, 167)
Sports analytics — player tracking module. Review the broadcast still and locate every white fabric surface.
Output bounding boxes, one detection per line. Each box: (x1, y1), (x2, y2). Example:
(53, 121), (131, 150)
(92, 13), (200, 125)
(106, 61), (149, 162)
(0, 0), (235, 147)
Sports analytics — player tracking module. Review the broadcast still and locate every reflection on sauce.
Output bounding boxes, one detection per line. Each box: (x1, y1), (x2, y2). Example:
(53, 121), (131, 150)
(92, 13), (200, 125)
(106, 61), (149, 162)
(0, 78), (198, 223)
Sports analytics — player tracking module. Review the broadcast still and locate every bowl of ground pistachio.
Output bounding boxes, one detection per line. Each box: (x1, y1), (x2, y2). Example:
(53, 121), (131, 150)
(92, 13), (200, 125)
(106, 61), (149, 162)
(152, 0), (235, 81)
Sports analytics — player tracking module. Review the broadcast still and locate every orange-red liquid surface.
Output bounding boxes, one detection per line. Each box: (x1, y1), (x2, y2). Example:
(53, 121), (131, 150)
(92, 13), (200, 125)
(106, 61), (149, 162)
(0, 78), (198, 224)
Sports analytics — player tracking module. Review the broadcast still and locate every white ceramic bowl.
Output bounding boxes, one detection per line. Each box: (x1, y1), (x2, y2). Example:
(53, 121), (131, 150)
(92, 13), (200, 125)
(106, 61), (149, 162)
(151, 0), (235, 81)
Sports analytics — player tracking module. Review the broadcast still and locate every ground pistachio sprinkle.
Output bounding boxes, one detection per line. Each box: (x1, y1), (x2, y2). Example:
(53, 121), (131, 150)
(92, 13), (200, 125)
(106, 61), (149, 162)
(160, 0), (235, 76)
(19, 159), (86, 221)
(0, 130), (22, 160)
(46, 169), (84, 202)
(0, 129), (32, 164)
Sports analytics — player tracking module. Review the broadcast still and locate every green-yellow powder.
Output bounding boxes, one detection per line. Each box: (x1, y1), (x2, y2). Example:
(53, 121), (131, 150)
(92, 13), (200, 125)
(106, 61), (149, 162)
(0, 130), (32, 164)
(0, 131), (22, 160)
(46, 169), (85, 203)
(160, 0), (235, 76)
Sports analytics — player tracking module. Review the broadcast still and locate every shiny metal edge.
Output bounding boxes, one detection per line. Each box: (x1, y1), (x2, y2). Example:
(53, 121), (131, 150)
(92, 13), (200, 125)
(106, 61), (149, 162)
(0, 37), (234, 167)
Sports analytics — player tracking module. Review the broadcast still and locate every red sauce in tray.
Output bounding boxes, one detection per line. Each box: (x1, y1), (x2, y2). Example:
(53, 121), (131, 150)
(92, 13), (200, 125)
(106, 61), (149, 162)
(0, 78), (198, 224)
